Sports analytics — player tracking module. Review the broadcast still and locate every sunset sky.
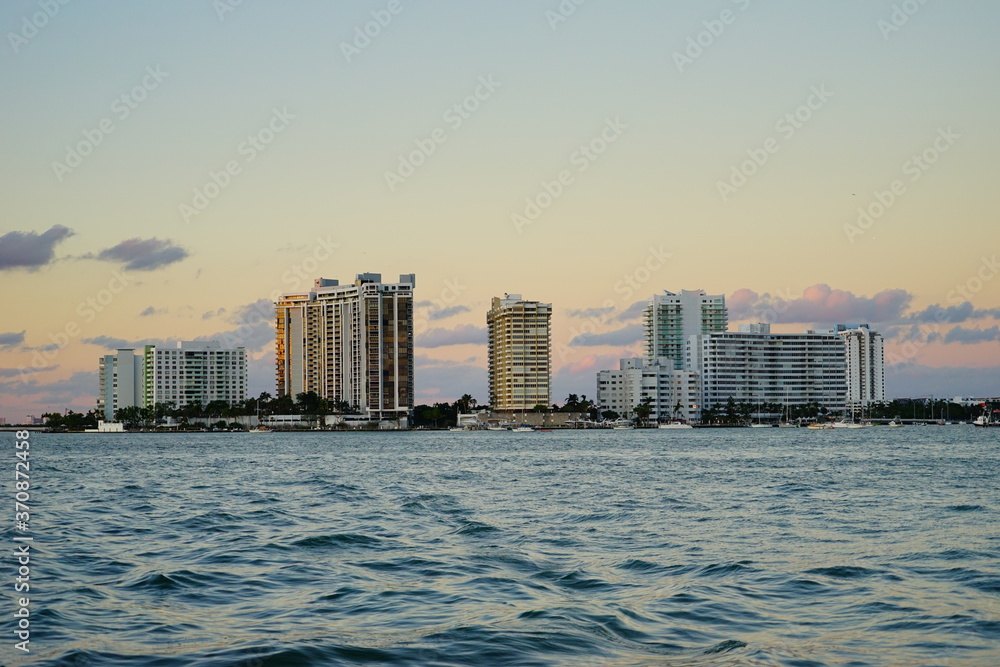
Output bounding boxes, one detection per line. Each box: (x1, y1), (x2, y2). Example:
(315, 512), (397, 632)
(2, 0), (998, 422)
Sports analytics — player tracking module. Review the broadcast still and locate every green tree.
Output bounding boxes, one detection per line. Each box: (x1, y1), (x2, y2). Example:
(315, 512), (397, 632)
(115, 406), (145, 430)
(634, 397), (653, 427)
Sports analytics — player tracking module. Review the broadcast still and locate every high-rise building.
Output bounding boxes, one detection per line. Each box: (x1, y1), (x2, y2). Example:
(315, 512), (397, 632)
(97, 349), (145, 421)
(487, 294), (552, 411)
(143, 341), (247, 409)
(644, 290), (728, 369)
(275, 274), (414, 422)
(687, 324), (847, 413)
(837, 324), (885, 409)
(597, 358), (701, 423)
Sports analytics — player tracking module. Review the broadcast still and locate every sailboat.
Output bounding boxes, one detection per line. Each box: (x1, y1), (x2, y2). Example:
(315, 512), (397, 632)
(749, 396), (772, 427)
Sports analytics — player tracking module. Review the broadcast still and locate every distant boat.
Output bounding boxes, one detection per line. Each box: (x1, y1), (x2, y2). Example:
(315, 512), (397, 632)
(832, 420), (864, 429)
(658, 421), (693, 429)
(807, 423), (834, 430)
(888, 418), (904, 427)
(486, 425), (507, 431)
(449, 427), (467, 432)
(248, 425), (272, 433)
(973, 414), (996, 428)
(749, 423), (773, 428)
(511, 425), (534, 432)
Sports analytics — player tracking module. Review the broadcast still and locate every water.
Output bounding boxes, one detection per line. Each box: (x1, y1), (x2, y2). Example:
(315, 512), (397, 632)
(6, 428), (1000, 666)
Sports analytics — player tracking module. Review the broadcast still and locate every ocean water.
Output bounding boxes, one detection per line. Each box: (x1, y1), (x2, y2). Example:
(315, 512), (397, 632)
(6, 428), (1000, 666)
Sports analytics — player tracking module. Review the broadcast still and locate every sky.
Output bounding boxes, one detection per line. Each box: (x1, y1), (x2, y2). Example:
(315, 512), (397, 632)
(1, 0), (998, 422)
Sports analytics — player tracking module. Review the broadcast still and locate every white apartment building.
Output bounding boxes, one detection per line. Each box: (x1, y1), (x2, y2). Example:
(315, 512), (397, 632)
(644, 289), (728, 369)
(276, 274), (414, 423)
(97, 349), (145, 421)
(687, 324), (847, 413)
(487, 294), (552, 411)
(837, 324), (885, 409)
(144, 341), (247, 409)
(597, 358), (701, 423)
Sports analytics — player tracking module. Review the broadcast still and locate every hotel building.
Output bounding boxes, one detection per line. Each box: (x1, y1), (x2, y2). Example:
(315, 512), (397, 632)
(275, 274), (414, 423)
(143, 341), (247, 409)
(837, 324), (885, 409)
(644, 290), (728, 369)
(487, 294), (552, 411)
(597, 358), (701, 423)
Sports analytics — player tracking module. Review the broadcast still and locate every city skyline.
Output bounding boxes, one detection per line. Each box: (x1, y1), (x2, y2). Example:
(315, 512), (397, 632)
(2, 1), (999, 422)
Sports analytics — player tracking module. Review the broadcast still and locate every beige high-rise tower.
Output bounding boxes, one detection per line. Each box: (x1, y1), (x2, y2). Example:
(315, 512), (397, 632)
(487, 294), (552, 411)
(275, 274), (414, 423)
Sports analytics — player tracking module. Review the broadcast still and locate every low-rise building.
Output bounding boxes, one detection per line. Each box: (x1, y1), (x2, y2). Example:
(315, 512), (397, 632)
(597, 358), (702, 423)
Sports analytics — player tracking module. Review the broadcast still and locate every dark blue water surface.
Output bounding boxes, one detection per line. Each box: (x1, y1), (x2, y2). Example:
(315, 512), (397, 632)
(6, 428), (1000, 666)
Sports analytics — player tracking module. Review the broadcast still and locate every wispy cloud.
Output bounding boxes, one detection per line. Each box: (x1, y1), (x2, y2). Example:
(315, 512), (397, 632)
(569, 323), (643, 347)
(0, 331), (26, 350)
(416, 324), (486, 348)
(429, 305), (471, 320)
(93, 238), (188, 271)
(943, 325), (1000, 344)
(0, 225), (74, 271)
(900, 302), (1000, 325)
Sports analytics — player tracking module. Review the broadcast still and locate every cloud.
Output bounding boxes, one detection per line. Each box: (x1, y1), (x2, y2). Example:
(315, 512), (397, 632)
(95, 238), (188, 271)
(901, 302), (1000, 325)
(0, 370), (98, 406)
(140, 306), (167, 317)
(416, 324), (486, 348)
(615, 300), (648, 322)
(567, 306), (615, 319)
(0, 365), (56, 378)
(83, 335), (145, 350)
(429, 305), (470, 320)
(227, 299), (273, 326)
(943, 325), (1000, 345)
(728, 284), (912, 325)
(0, 331), (26, 349)
(569, 323), (643, 347)
(202, 308), (226, 320)
(0, 225), (74, 270)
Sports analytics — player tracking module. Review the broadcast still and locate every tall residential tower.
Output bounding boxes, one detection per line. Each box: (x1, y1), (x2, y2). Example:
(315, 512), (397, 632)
(837, 324), (885, 409)
(275, 274), (414, 423)
(644, 289), (728, 369)
(487, 294), (552, 411)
